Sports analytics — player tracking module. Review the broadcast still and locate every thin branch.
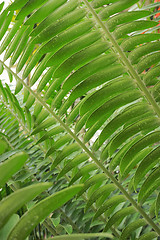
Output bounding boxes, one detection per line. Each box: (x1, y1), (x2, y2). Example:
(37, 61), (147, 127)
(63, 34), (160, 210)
(1, 60), (160, 235)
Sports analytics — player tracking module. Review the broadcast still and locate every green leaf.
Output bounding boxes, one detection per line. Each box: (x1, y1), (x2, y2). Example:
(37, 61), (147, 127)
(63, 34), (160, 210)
(32, 9), (86, 44)
(37, 125), (64, 144)
(93, 195), (126, 221)
(0, 62), (4, 74)
(15, 81), (23, 95)
(85, 184), (116, 212)
(4, 25), (28, 61)
(51, 143), (81, 170)
(16, 0), (47, 20)
(137, 52), (160, 74)
(24, 107), (32, 131)
(129, 41), (160, 65)
(10, 25), (33, 67)
(100, 0), (139, 20)
(134, 146), (160, 189)
(104, 206), (136, 231)
(0, 214), (19, 240)
(0, 182), (52, 229)
(121, 33), (160, 51)
(8, 185), (83, 240)
(57, 153), (89, 180)
(24, 0), (67, 26)
(109, 116), (159, 156)
(120, 219), (146, 240)
(138, 167), (160, 204)
(46, 134), (72, 157)
(76, 173), (106, 198)
(155, 192), (160, 219)
(0, 19), (23, 55)
(1, 0), (160, 238)
(92, 0), (119, 9)
(0, 9), (7, 30)
(34, 108), (49, 126)
(107, 11), (150, 31)
(0, 139), (8, 155)
(138, 232), (158, 240)
(144, 65), (160, 86)
(8, 0), (28, 11)
(0, 2), (4, 13)
(0, 11), (14, 41)
(69, 163), (97, 186)
(120, 131), (160, 175)
(120, 147), (152, 180)
(98, 102), (150, 148)
(32, 117), (56, 135)
(114, 20), (157, 40)
(80, 77), (134, 117)
(66, 65), (125, 114)
(60, 54), (117, 108)
(0, 152), (28, 188)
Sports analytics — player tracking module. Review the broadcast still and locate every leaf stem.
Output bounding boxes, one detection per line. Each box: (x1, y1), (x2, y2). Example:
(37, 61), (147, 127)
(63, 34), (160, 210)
(1, 97), (120, 238)
(83, 0), (160, 119)
(1, 59), (160, 235)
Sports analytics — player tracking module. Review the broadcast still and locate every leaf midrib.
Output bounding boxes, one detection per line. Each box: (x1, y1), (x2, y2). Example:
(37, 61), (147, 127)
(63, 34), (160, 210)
(82, 0), (160, 119)
(1, 97), (120, 238)
(1, 59), (160, 235)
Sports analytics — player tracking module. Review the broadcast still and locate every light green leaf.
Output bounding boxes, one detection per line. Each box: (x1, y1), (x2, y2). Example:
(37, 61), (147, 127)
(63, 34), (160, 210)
(107, 11), (150, 31)
(0, 182), (52, 229)
(8, 185), (83, 240)
(0, 152), (28, 188)
(121, 33), (160, 51)
(16, 0), (47, 20)
(0, 2), (4, 13)
(0, 139), (8, 155)
(8, 0), (28, 11)
(100, 0), (139, 20)
(0, 11), (14, 41)
(32, 9), (85, 44)
(24, 0), (67, 26)
(114, 20), (157, 40)
(0, 214), (19, 240)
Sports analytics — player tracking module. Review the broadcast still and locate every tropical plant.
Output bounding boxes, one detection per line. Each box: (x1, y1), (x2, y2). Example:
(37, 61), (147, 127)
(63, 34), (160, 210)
(0, 0), (160, 239)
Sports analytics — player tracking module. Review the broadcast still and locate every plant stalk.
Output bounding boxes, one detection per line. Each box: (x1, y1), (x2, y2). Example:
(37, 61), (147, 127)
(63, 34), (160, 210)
(1, 60), (160, 235)
(83, 0), (160, 119)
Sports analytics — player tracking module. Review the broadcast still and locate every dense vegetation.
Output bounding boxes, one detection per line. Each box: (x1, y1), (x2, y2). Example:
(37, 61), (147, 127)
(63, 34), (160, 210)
(0, 0), (160, 239)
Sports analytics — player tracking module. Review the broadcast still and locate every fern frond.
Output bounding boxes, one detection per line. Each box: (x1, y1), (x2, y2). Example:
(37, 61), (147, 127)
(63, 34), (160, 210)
(0, 0), (160, 239)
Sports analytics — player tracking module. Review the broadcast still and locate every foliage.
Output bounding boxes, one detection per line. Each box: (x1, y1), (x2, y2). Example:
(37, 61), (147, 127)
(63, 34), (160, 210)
(0, 0), (160, 239)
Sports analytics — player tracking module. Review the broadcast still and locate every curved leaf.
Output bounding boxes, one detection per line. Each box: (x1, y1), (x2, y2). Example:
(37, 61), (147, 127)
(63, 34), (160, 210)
(0, 152), (28, 188)
(8, 185), (83, 240)
(0, 182), (52, 229)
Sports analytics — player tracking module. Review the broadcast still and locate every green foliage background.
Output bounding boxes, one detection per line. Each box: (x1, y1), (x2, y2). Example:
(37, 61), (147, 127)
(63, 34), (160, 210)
(0, 0), (160, 239)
